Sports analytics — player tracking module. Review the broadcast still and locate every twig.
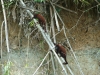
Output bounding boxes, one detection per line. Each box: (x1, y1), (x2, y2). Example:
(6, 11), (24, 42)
(50, 6), (56, 43)
(60, 58), (74, 75)
(33, 51), (50, 75)
(53, 3), (77, 14)
(19, 0), (33, 18)
(12, 2), (17, 22)
(1, 0), (10, 52)
(50, 51), (56, 75)
(18, 27), (22, 49)
(63, 26), (84, 75)
(26, 35), (30, 65)
(66, 65), (74, 75)
(1, 21), (4, 59)
(51, 11), (75, 74)
(69, 11), (85, 31)
(69, 4), (100, 31)
(51, 2), (60, 31)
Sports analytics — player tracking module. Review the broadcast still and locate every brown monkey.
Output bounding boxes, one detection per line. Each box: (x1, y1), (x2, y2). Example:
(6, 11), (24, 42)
(34, 14), (46, 31)
(54, 43), (68, 65)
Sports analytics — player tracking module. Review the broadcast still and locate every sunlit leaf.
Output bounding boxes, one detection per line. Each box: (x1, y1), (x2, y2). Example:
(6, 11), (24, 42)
(29, 20), (35, 27)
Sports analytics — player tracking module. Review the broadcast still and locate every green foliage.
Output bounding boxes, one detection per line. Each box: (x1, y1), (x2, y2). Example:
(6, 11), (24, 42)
(73, 0), (90, 6)
(34, 0), (45, 2)
(28, 20), (35, 27)
(4, 61), (12, 75)
(81, 0), (90, 7)
(4, 1), (14, 8)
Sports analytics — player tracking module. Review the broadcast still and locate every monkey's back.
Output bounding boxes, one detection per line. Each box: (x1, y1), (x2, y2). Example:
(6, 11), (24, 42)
(58, 44), (66, 55)
(34, 14), (46, 25)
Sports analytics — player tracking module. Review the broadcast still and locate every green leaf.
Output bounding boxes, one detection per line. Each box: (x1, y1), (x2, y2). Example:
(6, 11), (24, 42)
(29, 20), (35, 27)
(4, 61), (12, 75)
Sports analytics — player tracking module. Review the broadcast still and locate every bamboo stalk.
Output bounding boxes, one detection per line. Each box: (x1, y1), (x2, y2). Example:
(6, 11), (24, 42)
(51, 2), (60, 31)
(60, 58), (74, 75)
(50, 51), (56, 75)
(66, 65), (74, 75)
(47, 50), (50, 75)
(1, 21), (4, 58)
(1, 0), (10, 52)
(50, 6), (56, 43)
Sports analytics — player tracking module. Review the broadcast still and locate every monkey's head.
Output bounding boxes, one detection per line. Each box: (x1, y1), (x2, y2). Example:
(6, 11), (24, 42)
(53, 43), (59, 51)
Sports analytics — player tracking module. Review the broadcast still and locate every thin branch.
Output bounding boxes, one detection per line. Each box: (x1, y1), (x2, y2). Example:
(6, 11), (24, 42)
(53, 3), (77, 14)
(66, 65), (74, 75)
(19, 0), (33, 18)
(50, 51), (56, 75)
(63, 26), (84, 75)
(1, 21), (4, 59)
(12, 2), (17, 22)
(33, 51), (50, 75)
(1, 0), (10, 52)
(69, 11), (85, 31)
(51, 2), (60, 31)
(60, 58), (74, 75)
(26, 35), (30, 68)
(69, 4), (100, 31)
(50, 6), (56, 43)
(17, 27), (22, 49)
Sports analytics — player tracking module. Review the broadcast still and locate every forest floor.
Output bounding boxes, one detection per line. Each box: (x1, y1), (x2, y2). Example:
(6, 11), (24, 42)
(0, 47), (100, 75)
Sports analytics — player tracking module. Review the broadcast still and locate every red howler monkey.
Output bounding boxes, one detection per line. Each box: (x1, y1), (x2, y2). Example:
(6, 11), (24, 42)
(33, 14), (46, 31)
(54, 43), (68, 65)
